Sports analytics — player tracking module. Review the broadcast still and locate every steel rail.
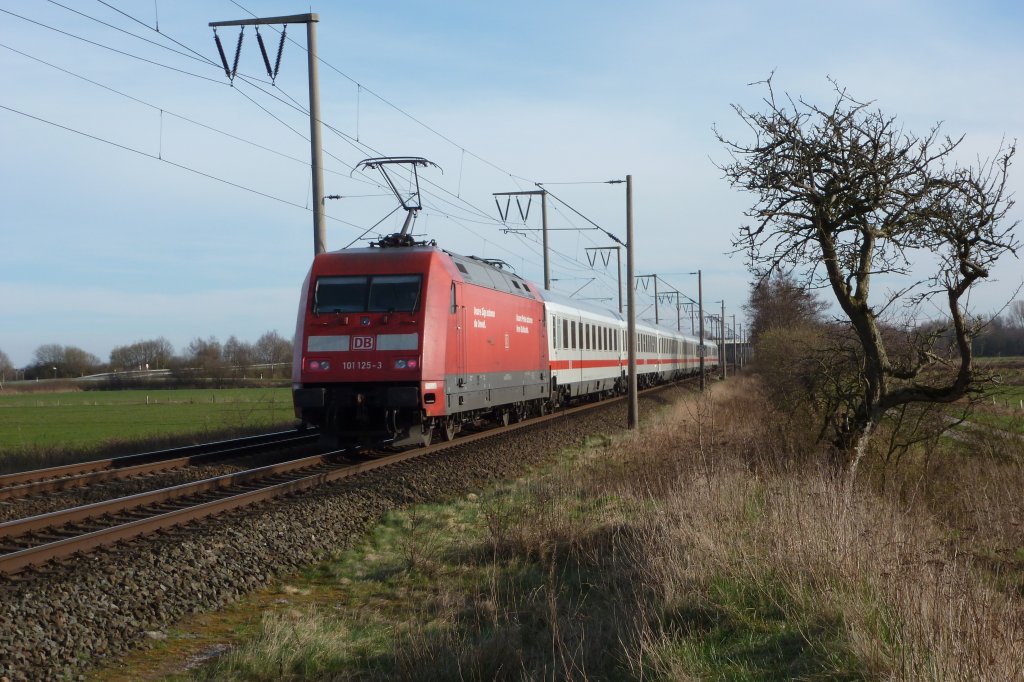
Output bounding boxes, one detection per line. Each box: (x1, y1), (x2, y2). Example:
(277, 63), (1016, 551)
(0, 450), (349, 541)
(0, 430), (319, 501)
(0, 378), (699, 576)
(0, 429), (313, 487)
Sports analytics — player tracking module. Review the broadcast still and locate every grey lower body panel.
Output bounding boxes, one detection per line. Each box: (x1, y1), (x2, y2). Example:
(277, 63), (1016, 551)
(445, 370), (549, 414)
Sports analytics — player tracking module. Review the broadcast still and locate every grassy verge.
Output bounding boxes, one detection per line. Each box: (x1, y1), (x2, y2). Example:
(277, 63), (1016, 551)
(0, 387), (296, 473)
(100, 377), (1024, 680)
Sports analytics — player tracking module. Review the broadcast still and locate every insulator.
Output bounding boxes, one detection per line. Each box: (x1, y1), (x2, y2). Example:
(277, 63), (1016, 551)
(213, 30), (231, 80)
(274, 25), (287, 79)
(256, 28), (274, 79)
(231, 26), (245, 80)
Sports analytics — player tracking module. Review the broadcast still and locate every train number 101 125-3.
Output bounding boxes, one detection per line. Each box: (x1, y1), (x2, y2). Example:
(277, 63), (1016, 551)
(343, 361), (383, 370)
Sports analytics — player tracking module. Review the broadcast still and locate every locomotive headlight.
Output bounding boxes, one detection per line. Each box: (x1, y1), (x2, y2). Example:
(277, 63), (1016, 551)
(395, 359), (407, 369)
(305, 359), (330, 371)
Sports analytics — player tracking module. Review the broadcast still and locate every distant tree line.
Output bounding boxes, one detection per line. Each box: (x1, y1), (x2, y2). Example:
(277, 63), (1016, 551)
(0, 330), (293, 385)
(972, 300), (1024, 356)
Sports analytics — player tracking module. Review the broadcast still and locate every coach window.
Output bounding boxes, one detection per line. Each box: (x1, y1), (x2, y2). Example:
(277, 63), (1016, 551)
(571, 321), (577, 349)
(563, 319), (569, 349)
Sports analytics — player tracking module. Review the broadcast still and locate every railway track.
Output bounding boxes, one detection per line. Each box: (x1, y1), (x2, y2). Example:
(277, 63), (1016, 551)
(0, 429), (319, 502)
(0, 379), (702, 577)
(0, 400), (595, 575)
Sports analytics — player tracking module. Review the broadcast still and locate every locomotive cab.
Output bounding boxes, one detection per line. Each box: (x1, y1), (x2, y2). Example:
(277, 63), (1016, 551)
(293, 246), (448, 447)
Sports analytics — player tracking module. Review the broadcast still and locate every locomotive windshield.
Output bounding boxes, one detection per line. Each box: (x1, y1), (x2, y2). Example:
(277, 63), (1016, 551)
(314, 275), (422, 314)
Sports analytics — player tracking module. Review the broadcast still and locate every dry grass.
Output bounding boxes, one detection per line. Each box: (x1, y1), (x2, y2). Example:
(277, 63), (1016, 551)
(184, 376), (1024, 680)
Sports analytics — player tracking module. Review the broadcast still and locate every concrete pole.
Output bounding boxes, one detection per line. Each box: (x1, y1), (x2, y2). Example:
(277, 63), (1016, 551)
(732, 313), (737, 373)
(626, 175), (638, 429)
(720, 300), (726, 379)
(541, 191), (550, 290)
(739, 323), (745, 368)
(698, 269), (705, 391)
(306, 20), (326, 255)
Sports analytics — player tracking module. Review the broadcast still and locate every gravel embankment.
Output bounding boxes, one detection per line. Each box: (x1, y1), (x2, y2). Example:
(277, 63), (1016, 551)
(0, 398), (648, 681)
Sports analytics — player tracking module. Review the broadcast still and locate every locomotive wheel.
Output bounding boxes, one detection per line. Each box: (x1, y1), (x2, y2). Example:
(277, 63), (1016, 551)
(421, 421), (433, 447)
(442, 416), (458, 441)
(500, 410), (511, 427)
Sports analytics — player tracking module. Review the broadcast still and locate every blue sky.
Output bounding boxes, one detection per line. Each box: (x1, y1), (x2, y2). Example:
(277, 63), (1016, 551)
(1, 0), (1022, 367)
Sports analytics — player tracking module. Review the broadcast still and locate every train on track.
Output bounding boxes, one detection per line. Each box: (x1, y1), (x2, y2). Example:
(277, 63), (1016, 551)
(292, 236), (718, 447)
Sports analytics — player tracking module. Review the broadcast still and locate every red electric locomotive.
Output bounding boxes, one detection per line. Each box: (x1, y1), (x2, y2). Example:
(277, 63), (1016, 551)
(292, 242), (551, 447)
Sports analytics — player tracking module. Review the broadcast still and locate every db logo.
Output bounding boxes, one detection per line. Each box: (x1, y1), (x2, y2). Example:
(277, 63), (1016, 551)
(352, 336), (374, 350)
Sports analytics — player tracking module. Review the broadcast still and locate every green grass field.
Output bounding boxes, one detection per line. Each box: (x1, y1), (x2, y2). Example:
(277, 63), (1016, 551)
(0, 387), (296, 455)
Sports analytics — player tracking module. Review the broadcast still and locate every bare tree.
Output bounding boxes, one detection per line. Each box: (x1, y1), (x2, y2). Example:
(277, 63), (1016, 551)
(0, 348), (13, 385)
(254, 330), (293, 377)
(63, 346), (101, 377)
(716, 79), (1020, 469)
(224, 336), (255, 376)
(30, 343), (100, 378)
(1009, 300), (1024, 329)
(109, 337), (174, 371)
(186, 337), (223, 369)
(744, 271), (828, 344)
(32, 343), (65, 369)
